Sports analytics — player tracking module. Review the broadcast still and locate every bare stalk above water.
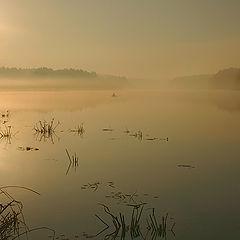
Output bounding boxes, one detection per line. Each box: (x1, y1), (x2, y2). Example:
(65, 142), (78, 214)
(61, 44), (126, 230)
(65, 149), (79, 175)
(69, 123), (85, 136)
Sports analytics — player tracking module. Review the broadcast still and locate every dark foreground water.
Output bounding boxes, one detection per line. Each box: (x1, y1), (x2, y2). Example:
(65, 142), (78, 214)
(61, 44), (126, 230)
(0, 89), (240, 240)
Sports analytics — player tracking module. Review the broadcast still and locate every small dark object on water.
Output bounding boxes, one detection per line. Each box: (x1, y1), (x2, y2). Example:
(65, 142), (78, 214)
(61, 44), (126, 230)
(18, 146), (39, 151)
(146, 137), (158, 141)
(159, 137), (169, 141)
(102, 128), (113, 131)
(177, 164), (195, 168)
(123, 128), (130, 134)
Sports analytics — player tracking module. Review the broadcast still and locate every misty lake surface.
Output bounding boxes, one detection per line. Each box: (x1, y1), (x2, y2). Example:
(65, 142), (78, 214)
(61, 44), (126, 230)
(0, 89), (240, 240)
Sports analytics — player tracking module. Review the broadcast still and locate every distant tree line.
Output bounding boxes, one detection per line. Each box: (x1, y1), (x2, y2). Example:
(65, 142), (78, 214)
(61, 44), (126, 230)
(171, 67), (240, 90)
(0, 67), (98, 79)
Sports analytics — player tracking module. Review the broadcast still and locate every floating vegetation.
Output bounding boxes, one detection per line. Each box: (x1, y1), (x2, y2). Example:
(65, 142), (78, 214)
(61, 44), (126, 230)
(146, 137), (158, 141)
(0, 110), (10, 118)
(129, 130), (143, 141)
(159, 137), (169, 142)
(69, 123), (85, 136)
(83, 203), (175, 239)
(33, 118), (60, 144)
(107, 182), (115, 188)
(105, 191), (126, 202)
(137, 130), (143, 141)
(109, 137), (118, 140)
(104, 190), (163, 205)
(145, 137), (168, 142)
(65, 149), (79, 175)
(81, 182), (101, 191)
(17, 146), (39, 152)
(129, 133), (137, 137)
(177, 164), (195, 169)
(123, 128), (130, 134)
(81, 181), (160, 205)
(102, 128), (114, 132)
(81, 181), (117, 192)
(104, 191), (140, 205)
(0, 111), (9, 124)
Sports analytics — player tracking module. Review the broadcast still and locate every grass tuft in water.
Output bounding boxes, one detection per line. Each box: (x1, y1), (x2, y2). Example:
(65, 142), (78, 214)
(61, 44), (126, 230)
(65, 149), (79, 175)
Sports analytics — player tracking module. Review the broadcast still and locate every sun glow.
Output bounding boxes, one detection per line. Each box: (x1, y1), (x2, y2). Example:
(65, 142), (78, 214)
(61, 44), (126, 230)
(0, 23), (7, 31)
(0, 22), (14, 33)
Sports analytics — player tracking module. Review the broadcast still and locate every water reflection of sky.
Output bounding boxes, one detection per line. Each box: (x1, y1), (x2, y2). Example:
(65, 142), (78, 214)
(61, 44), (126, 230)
(0, 90), (240, 240)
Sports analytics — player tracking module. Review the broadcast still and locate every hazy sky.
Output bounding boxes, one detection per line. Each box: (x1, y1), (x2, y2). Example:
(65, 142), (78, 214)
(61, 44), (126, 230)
(0, 0), (239, 79)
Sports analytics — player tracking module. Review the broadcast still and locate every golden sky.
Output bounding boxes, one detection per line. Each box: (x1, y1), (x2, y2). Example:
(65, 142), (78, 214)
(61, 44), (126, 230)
(0, 0), (240, 79)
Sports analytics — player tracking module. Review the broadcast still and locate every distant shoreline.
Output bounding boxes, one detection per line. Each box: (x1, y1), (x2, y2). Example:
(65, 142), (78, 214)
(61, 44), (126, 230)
(0, 67), (128, 90)
(171, 67), (240, 90)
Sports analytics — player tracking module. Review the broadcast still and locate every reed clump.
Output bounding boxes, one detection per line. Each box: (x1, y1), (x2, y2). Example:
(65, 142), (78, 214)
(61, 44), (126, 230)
(0, 186), (55, 240)
(0, 199), (24, 240)
(34, 118), (60, 135)
(0, 186), (45, 240)
(70, 123), (85, 136)
(85, 203), (175, 239)
(0, 126), (12, 139)
(33, 118), (60, 143)
(0, 126), (14, 144)
(129, 130), (143, 141)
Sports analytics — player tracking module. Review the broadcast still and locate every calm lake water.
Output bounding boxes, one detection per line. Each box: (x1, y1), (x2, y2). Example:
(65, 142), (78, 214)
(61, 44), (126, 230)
(0, 89), (240, 240)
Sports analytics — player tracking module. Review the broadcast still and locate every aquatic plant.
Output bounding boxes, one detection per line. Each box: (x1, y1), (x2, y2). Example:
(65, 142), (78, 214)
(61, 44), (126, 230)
(129, 130), (143, 141)
(146, 208), (169, 239)
(65, 149), (79, 175)
(84, 203), (175, 240)
(123, 128), (130, 134)
(0, 126), (12, 138)
(34, 118), (60, 135)
(0, 186), (55, 240)
(177, 164), (195, 169)
(0, 126), (14, 144)
(69, 123), (85, 136)
(81, 182), (101, 191)
(102, 127), (114, 132)
(17, 146), (39, 152)
(33, 118), (60, 144)
(0, 110), (10, 118)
